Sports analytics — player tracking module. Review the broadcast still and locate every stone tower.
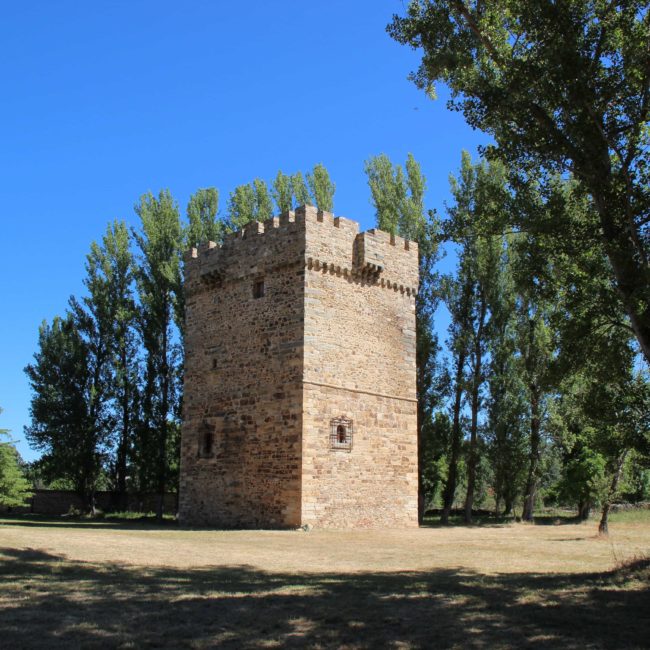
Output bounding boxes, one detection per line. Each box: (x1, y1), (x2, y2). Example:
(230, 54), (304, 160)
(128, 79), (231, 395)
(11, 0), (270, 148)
(179, 205), (419, 528)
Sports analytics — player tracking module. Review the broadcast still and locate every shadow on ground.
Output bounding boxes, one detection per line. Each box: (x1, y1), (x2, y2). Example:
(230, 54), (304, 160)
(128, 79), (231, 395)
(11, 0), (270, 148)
(0, 546), (648, 649)
(0, 514), (178, 531)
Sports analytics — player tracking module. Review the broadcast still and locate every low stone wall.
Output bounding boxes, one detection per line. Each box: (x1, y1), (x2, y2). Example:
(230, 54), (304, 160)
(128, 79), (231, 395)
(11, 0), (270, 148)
(610, 501), (650, 512)
(0, 490), (178, 516)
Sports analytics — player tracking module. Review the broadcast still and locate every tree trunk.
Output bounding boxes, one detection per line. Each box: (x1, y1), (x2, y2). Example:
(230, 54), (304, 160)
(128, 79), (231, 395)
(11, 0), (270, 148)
(522, 389), (541, 521)
(578, 499), (591, 521)
(592, 185), (650, 366)
(598, 450), (628, 536)
(156, 299), (170, 522)
(464, 298), (485, 524)
(441, 349), (466, 524)
(464, 380), (479, 523)
(115, 346), (130, 511)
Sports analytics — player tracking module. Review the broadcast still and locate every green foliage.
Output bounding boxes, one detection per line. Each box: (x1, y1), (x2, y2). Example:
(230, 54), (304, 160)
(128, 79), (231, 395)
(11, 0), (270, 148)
(0, 410), (32, 507)
(226, 183), (256, 230)
(365, 153), (429, 242)
(186, 188), (222, 247)
(422, 413), (450, 508)
(486, 248), (528, 515)
(291, 172), (311, 207)
(549, 343), (650, 521)
(365, 153), (404, 235)
(620, 452), (650, 503)
(389, 1), (650, 363)
(365, 152), (443, 521)
(444, 152), (516, 521)
(133, 190), (183, 513)
(272, 171), (293, 213)
(253, 179), (273, 222)
(97, 221), (138, 503)
(24, 315), (105, 505)
(307, 163), (335, 212)
(227, 179), (273, 228)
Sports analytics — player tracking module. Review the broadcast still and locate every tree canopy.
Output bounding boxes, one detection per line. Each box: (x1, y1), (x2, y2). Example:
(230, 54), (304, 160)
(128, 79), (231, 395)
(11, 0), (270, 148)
(389, 1), (650, 363)
(0, 409), (32, 508)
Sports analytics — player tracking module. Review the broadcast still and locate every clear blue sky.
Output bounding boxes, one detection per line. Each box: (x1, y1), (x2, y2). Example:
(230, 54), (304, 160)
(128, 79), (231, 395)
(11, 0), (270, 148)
(0, 1), (489, 461)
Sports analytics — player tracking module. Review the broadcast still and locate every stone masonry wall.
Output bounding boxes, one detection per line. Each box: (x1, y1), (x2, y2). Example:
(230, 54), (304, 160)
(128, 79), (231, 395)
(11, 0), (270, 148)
(301, 207), (419, 527)
(179, 213), (306, 527)
(179, 205), (419, 528)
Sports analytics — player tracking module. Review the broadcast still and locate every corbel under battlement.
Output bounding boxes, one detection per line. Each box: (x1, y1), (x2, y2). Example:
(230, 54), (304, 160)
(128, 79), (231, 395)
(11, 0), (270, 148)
(306, 257), (418, 296)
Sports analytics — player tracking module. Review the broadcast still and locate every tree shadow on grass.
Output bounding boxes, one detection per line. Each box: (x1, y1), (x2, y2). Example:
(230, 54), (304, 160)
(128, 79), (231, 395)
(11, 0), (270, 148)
(422, 513), (591, 529)
(0, 513), (178, 531)
(0, 547), (648, 649)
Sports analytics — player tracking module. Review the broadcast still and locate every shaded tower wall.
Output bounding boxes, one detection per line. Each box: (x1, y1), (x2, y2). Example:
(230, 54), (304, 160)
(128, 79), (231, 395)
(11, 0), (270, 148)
(179, 213), (306, 527)
(300, 207), (419, 527)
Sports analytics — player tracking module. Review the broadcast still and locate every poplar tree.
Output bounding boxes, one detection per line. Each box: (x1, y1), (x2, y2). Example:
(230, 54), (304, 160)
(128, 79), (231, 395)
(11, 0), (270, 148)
(307, 163), (336, 212)
(272, 171), (293, 214)
(99, 221), (138, 508)
(445, 153), (509, 522)
(516, 304), (553, 521)
(365, 153), (442, 521)
(226, 183), (256, 230)
(186, 188), (222, 247)
(133, 190), (183, 520)
(485, 240), (527, 516)
(440, 265), (473, 523)
(253, 178), (273, 222)
(291, 172), (311, 207)
(227, 179), (273, 228)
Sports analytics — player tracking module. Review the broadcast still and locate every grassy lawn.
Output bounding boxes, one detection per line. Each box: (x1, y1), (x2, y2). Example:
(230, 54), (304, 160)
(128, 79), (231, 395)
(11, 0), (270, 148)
(0, 512), (648, 648)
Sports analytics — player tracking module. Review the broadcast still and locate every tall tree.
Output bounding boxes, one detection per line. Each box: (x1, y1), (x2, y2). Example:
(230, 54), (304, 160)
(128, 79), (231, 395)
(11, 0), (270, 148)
(307, 163), (336, 212)
(0, 409), (32, 507)
(389, 1), (650, 363)
(365, 153), (442, 522)
(445, 153), (509, 522)
(272, 171), (293, 213)
(485, 239), (528, 516)
(511, 175), (633, 522)
(226, 184), (256, 230)
(100, 221), (138, 509)
(227, 179), (273, 229)
(291, 172), (312, 207)
(516, 304), (553, 521)
(133, 190), (183, 519)
(186, 188), (222, 247)
(365, 154), (406, 234)
(73, 221), (140, 510)
(253, 178), (274, 222)
(25, 315), (106, 509)
(440, 267), (472, 523)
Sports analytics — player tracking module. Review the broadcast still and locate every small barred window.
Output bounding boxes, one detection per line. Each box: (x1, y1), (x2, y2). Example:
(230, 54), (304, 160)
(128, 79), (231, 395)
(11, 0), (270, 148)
(253, 278), (265, 299)
(198, 428), (214, 458)
(330, 417), (353, 451)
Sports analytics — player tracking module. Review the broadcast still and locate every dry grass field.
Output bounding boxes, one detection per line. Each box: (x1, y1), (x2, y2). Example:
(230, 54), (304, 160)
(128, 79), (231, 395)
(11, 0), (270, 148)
(0, 512), (648, 649)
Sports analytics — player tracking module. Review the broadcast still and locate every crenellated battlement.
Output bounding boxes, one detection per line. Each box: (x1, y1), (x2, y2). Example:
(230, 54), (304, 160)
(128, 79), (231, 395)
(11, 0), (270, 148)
(185, 205), (419, 295)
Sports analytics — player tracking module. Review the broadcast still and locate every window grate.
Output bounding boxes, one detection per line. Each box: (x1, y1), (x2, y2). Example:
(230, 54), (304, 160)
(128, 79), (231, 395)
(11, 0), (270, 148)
(330, 416), (353, 451)
(198, 422), (215, 458)
(253, 279), (265, 299)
